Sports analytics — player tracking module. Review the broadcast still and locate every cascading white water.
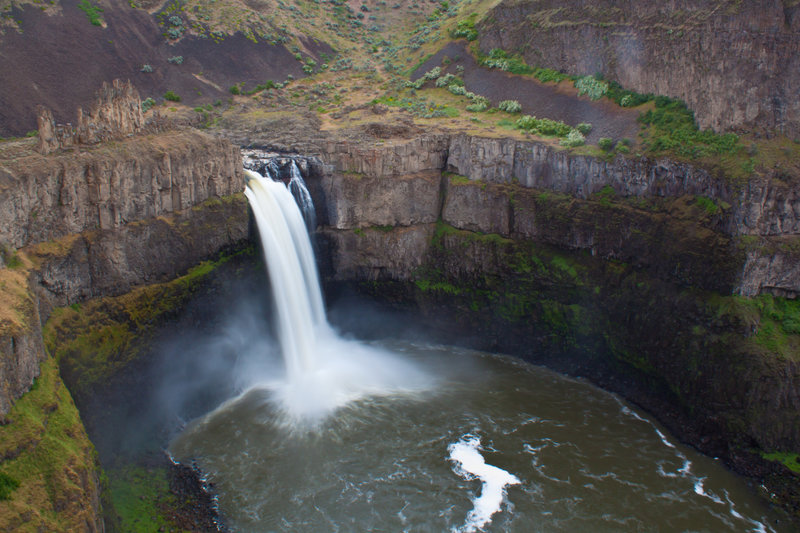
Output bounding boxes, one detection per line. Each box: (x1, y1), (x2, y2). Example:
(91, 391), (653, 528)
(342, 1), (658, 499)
(287, 161), (317, 232)
(243, 165), (433, 420)
(244, 170), (325, 379)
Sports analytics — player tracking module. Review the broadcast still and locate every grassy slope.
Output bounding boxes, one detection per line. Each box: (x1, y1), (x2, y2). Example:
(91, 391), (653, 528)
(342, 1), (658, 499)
(0, 356), (100, 532)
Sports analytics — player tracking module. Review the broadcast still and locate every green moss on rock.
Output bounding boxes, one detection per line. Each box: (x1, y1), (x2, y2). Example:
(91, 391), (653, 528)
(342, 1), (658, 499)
(0, 356), (101, 532)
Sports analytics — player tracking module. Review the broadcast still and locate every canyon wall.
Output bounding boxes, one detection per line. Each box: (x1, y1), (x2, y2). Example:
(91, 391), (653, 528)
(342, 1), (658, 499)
(305, 133), (800, 296)
(478, 0), (800, 137)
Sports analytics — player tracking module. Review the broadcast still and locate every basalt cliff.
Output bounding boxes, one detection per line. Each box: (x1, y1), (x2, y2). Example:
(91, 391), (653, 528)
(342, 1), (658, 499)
(478, 0), (800, 137)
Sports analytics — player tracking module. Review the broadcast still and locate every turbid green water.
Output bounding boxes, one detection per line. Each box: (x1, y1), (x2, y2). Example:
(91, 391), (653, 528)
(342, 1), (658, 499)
(169, 340), (788, 532)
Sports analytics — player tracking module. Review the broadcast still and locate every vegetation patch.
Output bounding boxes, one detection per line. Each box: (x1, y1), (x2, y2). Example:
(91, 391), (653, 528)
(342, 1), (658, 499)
(77, 0), (103, 26)
(0, 472), (20, 501)
(108, 466), (182, 533)
(0, 356), (99, 532)
(709, 293), (800, 360)
(761, 451), (800, 473)
(450, 13), (478, 41)
(638, 96), (741, 159)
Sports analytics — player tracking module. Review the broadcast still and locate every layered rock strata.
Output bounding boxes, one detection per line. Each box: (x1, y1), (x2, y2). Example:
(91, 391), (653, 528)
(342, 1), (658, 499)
(478, 0), (800, 137)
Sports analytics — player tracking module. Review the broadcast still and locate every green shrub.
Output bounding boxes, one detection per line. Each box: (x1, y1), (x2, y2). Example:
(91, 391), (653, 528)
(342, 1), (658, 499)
(637, 96), (741, 158)
(0, 472), (20, 500)
(163, 91), (181, 102)
(229, 85), (241, 95)
(598, 137), (614, 151)
(167, 56), (183, 64)
(498, 100), (522, 113)
(246, 81), (277, 95)
(141, 97), (156, 113)
(516, 115), (572, 137)
(531, 67), (571, 83)
(575, 75), (609, 100)
(451, 18), (478, 41)
(466, 102), (487, 112)
(576, 122), (592, 134)
(140, 64), (153, 73)
(77, 0), (103, 26)
(480, 49), (534, 75)
(448, 84), (467, 96)
(435, 73), (463, 88)
(560, 129), (586, 147)
(423, 66), (441, 80)
(469, 95), (489, 107)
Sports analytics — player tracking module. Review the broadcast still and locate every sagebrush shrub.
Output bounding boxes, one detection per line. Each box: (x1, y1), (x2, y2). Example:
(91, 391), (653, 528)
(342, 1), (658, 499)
(498, 100), (522, 113)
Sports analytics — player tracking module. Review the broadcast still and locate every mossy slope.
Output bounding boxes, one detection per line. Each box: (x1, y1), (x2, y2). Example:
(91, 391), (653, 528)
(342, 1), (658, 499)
(0, 356), (102, 532)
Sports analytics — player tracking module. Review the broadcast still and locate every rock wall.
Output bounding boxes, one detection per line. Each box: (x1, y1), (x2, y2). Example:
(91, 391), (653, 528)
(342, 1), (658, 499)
(0, 130), (242, 250)
(37, 79), (145, 155)
(478, 0), (800, 137)
(445, 135), (800, 238)
(32, 195), (249, 322)
(295, 133), (800, 297)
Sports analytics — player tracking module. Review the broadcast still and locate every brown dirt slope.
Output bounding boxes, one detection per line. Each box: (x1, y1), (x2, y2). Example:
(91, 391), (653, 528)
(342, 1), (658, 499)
(413, 42), (640, 144)
(0, 0), (332, 136)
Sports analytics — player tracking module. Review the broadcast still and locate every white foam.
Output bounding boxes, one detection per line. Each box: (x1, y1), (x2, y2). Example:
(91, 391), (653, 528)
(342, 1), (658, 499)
(267, 327), (436, 422)
(448, 436), (520, 532)
(694, 477), (724, 504)
(654, 428), (676, 449)
(245, 169), (435, 423)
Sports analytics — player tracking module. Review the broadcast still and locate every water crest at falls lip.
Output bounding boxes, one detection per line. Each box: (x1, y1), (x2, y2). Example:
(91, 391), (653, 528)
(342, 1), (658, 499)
(242, 167), (435, 422)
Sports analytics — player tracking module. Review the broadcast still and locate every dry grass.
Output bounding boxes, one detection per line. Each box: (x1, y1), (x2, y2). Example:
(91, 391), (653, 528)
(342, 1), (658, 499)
(0, 252), (34, 335)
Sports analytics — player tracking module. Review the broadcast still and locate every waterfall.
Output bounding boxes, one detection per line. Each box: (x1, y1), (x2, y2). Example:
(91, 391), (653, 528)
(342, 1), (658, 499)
(244, 170), (326, 381)
(242, 160), (433, 421)
(288, 161), (317, 232)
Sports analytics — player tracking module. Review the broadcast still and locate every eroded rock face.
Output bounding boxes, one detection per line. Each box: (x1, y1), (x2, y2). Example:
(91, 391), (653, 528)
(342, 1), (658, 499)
(1, 130), (242, 250)
(322, 171), (442, 229)
(478, 0), (800, 137)
(36, 79), (145, 155)
(0, 128), (247, 420)
(0, 309), (45, 415)
(32, 196), (249, 320)
(318, 134), (449, 177)
(321, 225), (435, 282)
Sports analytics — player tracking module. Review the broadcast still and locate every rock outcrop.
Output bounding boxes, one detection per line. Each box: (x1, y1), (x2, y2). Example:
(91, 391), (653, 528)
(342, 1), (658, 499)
(36, 79), (145, 155)
(0, 120), (248, 532)
(284, 132), (800, 298)
(478, 0), (800, 137)
(2, 130), (242, 250)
